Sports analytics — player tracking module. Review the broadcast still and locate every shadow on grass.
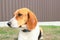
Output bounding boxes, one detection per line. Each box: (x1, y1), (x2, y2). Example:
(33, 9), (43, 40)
(14, 38), (18, 40)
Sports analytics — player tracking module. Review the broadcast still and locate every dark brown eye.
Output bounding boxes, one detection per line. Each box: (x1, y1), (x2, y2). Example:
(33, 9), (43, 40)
(18, 14), (22, 16)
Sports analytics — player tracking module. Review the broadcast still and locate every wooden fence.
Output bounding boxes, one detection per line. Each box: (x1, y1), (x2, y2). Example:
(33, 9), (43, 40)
(0, 0), (60, 21)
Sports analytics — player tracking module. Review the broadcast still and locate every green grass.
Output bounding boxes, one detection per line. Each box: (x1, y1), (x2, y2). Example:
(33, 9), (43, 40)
(0, 26), (60, 40)
(41, 25), (60, 40)
(0, 27), (19, 40)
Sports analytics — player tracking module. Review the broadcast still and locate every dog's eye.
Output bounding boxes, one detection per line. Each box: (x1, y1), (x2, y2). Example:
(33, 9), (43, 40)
(18, 14), (22, 16)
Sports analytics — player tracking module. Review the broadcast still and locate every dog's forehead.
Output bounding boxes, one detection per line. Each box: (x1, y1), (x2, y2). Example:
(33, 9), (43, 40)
(18, 8), (29, 14)
(14, 9), (28, 16)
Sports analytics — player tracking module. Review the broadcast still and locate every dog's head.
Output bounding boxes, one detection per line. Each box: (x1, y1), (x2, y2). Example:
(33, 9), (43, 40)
(7, 8), (37, 31)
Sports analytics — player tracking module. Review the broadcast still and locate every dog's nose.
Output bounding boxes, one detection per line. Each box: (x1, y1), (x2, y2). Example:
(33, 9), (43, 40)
(7, 22), (11, 27)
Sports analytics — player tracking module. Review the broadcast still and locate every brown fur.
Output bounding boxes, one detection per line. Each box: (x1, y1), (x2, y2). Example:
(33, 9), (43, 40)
(14, 8), (37, 30)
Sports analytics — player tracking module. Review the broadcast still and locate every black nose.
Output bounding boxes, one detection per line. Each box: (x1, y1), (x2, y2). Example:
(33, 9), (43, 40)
(7, 22), (11, 27)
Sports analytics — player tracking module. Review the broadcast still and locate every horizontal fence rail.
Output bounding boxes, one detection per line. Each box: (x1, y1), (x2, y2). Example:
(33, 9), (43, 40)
(0, 21), (60, 27)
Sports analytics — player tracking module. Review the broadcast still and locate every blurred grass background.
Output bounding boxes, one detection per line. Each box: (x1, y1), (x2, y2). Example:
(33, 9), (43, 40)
(0, 27), (19, 40)
(41, 25), (60, 40)
(0, 25), (60, 40)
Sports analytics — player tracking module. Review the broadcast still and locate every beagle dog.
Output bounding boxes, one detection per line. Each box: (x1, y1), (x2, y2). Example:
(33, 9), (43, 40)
(7, 8), (43, 40)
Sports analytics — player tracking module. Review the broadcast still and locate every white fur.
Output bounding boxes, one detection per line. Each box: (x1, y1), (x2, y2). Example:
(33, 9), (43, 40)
(19, 25), (28, 30)
(9, 17), (19, 28)
(18, 24), (40, 40)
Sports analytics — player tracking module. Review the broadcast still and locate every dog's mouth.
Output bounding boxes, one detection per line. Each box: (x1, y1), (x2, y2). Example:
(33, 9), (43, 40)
(19, 25), (31, 32)
(19, 25), (30, 32)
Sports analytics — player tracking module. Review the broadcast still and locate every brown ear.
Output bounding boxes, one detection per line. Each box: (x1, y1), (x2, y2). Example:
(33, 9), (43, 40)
(27, 10), (37, 30)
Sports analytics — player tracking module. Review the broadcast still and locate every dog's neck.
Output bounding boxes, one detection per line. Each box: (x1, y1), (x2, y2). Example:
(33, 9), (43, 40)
(18, 24), (40, 40)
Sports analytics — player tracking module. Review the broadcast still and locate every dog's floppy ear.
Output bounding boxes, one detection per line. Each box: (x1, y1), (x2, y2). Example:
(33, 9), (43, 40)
(27, 9), (37, 30)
